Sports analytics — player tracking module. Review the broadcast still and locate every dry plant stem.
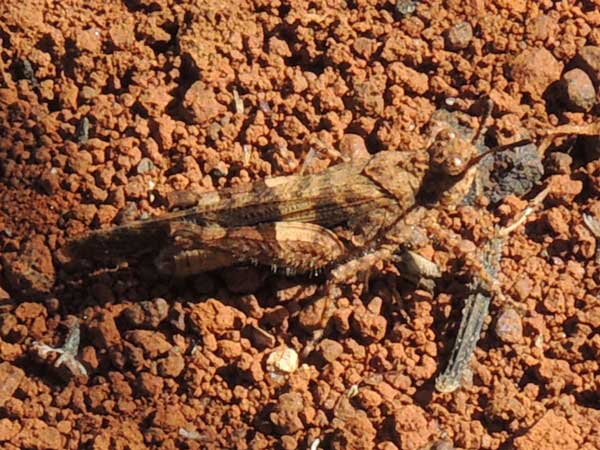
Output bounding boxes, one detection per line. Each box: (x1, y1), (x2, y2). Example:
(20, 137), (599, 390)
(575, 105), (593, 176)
(582, 213), (600, 264)
(583, 213), (600, 238)
(498, 185), (550, 238)
(538, 122), (600, 156)
(435, 237), (502, 393)
(436, 188), (549, 393)
(31, 320), (87, 378)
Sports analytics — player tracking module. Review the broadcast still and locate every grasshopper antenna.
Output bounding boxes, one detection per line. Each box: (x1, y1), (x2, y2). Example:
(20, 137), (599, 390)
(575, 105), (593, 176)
(465, 138), (533, 171)
(464, 99), (533, 171)
(470, 98), (494, 146)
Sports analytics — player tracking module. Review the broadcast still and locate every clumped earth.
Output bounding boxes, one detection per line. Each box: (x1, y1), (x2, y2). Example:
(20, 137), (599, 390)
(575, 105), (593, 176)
(1, 1), (600, 449)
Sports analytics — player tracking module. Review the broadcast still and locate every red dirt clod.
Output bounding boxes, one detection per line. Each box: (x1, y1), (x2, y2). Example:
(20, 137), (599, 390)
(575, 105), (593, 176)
(317, 339), (344, 363)
(513, 410), (580, 450)
(391, 404), (438, 450)
(510, 48), (563, 98)
(125, 330), (172, 358)
(270, 392), (305, 434)
(575, 45), (600, 85)
(2, 236), (55, 295)
(350, 305), (387, 343)
(0, 362), (25, 407)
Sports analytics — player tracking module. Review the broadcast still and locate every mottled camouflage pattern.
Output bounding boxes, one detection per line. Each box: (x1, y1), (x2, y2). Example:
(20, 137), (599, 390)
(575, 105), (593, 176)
(66, 115), (489, 277)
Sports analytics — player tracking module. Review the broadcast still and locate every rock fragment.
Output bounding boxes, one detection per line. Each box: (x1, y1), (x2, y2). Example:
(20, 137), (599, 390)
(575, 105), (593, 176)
(510, 48), (562, 97)
(495, 308), (523, 344)
(125, 330), (172, 358)
(266, 347), (299, 374)
(395, 0), (416, 16)
(136, 157), (156, 174)
(270, 392), (304, 434)
(0, 362), (25, 407)
(87, 311), (122, 349)
(157, 351), (185, 378)
(561, 68), (596, 111)
(122, 298), (169, 328)
(445, 21), (473, 51)
(2, 236), (55, 295)
(317, 339), (344, 363)
(350, 305), (387, 342)
(575, 45), (600, 85)
(339, 134), (369, 161)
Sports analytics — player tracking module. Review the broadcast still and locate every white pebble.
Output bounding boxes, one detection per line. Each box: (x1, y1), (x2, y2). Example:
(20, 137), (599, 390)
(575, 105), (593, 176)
(266, 347), (299, 374)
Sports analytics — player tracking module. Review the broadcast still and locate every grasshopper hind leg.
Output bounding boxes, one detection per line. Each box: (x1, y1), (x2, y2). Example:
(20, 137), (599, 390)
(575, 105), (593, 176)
(155, 221), (347, 277)
(155, 246), (238, 277)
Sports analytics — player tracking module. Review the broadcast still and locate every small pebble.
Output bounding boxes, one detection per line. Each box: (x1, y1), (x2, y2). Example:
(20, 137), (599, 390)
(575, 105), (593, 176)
(561, 68), (596, 112)
(431, 440), (455, 450)
(281, 435), (298, 450)
(125, 330), (172, 358)
(513, 275), (533, 302)
(270, 392), (304, 433)
(266, 347), (299, 374)
(395, 0), (416, 16)
(445, 21), (473, 51)
(79, 85), (99, 102)
(157, 351), (185, 378)
(583, 213), (600, 238)
(318, 339), (344, 363)
(495, 308), (523, 344)
(545, 152), (572, 175)
(547, 174), (583, 204)
(77, 117), (90, 144)
(122, 298), (169, 328)
(350, 306), (387, 342)
(136, 157), (156, 174)
(339, 134), (369, 161)
(39, 168), (60, 195)
(0, 362), (25, 407)
(3, 236), (55, 295)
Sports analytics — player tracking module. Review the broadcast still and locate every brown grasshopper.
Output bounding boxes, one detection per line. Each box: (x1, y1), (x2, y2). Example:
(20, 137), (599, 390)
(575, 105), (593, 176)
(66, 110), (528, 292)
(66, 107), (536, 364)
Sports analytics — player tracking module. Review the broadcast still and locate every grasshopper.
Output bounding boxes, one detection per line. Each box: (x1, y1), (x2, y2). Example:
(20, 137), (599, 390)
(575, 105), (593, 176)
(66, 107), (536, 363)
(67, 110), (525, 286)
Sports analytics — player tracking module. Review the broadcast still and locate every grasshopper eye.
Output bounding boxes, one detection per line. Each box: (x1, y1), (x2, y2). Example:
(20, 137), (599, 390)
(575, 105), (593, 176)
(440, 152), (468, 175)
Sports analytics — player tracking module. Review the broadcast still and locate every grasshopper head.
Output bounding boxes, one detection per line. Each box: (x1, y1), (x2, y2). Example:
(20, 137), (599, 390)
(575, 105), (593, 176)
(422, 117), (532, 208)
(428, 128), (476, 177)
